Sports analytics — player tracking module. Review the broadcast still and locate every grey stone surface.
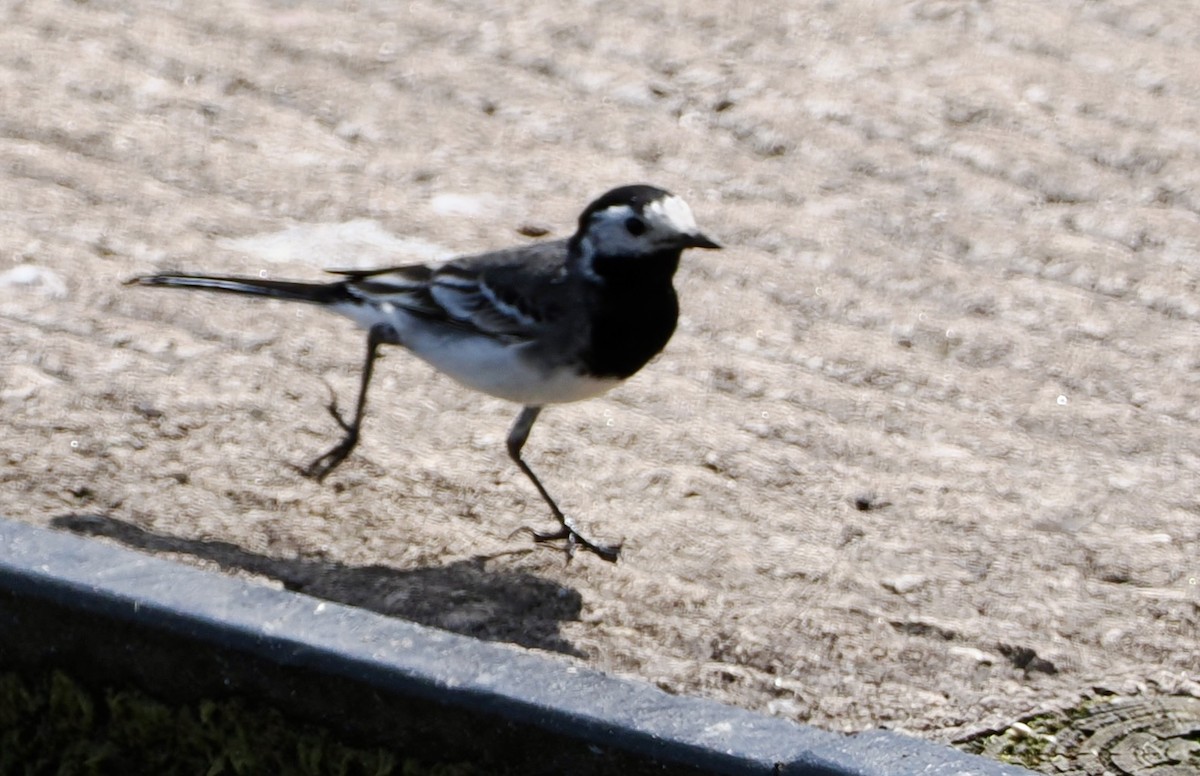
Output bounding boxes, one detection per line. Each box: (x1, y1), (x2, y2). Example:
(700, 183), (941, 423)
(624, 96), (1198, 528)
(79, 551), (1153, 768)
(0, 517), (1032, 775)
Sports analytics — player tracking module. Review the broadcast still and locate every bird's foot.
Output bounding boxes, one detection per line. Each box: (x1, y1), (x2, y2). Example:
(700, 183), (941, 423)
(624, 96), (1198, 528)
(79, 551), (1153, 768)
(515, 521), (622, 563)
(299, 434), (357, 482)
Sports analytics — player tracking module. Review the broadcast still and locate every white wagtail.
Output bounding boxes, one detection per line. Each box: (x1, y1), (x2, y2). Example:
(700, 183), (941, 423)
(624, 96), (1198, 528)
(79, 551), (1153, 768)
(129, 184), (720, 562)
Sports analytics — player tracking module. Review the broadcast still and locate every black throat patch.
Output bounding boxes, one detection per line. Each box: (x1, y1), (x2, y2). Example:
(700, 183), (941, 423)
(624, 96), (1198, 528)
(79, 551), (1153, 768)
(580, 249), (682, 379)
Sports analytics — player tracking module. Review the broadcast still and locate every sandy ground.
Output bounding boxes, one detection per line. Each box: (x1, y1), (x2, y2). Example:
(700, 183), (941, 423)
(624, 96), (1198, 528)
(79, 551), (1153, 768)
(2, 0), (1198, 757)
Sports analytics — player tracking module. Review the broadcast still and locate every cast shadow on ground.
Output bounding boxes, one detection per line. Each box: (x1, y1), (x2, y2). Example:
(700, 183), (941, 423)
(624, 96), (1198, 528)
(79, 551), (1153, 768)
(50, 513), (585, 657)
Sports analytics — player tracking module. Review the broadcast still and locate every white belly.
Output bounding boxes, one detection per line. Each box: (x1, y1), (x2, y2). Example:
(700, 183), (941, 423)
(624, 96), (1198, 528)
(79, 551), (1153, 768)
(335, 302), (620, 405)
(415, 331), (618, 404)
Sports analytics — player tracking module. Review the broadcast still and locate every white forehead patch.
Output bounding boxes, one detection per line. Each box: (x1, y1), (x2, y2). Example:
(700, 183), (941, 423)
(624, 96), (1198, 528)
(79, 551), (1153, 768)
(644, 195), (698, 235)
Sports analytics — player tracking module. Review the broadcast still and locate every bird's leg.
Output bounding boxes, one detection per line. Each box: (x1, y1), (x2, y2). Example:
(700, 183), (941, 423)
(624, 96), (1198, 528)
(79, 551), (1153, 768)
(303, 326), (386, 482)
(506, 405), (621, 563)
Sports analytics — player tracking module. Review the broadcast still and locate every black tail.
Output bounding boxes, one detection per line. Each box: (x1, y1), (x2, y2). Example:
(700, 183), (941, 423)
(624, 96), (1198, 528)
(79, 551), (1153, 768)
(127, 273), (350, 305)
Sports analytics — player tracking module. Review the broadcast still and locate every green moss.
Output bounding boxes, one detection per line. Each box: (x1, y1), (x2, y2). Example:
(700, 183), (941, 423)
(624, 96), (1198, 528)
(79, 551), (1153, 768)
(973, 718), (1057, 768)
(0, 669), (476, 776)
(957, 695), (1102, 771)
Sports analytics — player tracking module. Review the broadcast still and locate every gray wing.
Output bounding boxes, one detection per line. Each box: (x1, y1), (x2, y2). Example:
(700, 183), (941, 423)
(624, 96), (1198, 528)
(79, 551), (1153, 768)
(328, 239), (574, 340)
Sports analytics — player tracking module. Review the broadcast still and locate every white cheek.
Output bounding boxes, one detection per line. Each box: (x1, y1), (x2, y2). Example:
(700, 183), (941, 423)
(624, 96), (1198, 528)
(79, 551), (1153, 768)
(577, 235), (603, 281)
(589, 229), (641, 258)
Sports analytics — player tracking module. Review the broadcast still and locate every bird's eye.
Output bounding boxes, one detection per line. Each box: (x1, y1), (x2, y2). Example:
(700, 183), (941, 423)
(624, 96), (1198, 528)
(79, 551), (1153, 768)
(625, 217), (647, 236)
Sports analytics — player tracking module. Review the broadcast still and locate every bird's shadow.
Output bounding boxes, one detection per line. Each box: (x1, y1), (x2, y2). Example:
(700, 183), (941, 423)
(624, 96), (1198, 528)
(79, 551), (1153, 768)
(49, 513), (585, 657)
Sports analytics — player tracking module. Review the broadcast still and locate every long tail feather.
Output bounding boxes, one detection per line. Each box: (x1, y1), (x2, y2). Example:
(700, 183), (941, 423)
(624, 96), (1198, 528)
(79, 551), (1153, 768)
(127, 273), (349, 305)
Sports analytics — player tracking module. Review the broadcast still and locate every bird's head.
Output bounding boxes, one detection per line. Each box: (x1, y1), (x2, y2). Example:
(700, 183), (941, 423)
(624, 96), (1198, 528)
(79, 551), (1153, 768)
(569, 185), (720, 277)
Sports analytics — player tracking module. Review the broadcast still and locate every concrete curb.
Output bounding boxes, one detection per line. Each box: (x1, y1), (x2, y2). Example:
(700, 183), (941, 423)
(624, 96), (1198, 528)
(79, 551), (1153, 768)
(0, 518), (1032, 775)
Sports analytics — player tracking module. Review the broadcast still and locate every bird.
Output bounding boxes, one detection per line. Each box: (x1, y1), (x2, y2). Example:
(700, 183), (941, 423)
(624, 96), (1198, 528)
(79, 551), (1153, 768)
(128, 184), (721, 562)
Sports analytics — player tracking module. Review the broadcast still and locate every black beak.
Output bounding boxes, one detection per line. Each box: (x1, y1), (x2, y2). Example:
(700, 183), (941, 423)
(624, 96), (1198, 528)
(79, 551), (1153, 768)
(684, 232), (722, 250)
